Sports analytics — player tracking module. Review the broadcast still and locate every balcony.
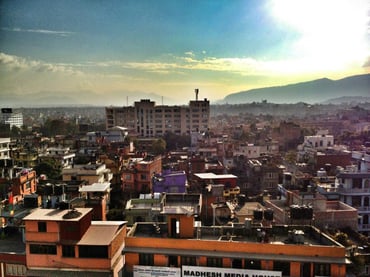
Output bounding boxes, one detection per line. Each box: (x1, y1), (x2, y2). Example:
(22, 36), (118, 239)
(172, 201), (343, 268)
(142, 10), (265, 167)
(337, 187), (370, 195)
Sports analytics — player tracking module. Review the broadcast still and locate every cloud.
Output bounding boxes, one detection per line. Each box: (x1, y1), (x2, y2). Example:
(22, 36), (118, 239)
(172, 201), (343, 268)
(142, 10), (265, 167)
(2, 27), (75, 37)
(119, 54), (272, 76)
(0, 52), (82, 75)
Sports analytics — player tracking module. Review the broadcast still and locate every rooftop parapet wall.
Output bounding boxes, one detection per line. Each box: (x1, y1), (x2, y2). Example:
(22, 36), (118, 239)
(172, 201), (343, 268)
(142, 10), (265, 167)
(125, 225), (345, 259)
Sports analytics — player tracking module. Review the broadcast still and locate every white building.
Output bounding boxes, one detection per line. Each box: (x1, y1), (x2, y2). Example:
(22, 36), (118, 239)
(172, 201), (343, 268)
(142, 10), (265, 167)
(39, 147), (76, 169)
(105, 91), (210, 137)
(1, 108), (23, 128)
(303, 130), (334, 150)
(86, 126), (128, 145)
(335, 151), (370, 235)
(0, 137), (12, 178)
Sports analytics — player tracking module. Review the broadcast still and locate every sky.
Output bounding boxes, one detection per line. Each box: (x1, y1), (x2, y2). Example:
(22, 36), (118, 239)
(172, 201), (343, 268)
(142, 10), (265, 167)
(0, 0), (369, 106)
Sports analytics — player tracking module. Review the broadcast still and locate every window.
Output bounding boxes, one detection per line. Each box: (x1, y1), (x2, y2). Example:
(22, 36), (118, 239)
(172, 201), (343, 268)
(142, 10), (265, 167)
(6, 264), (27, 276)
(62, 245), (75, 257)
(232, 259), (242, 269)
(273, 261), (290, 276)
(181, 256), (196, 266)
(169, 255), (178, 267)
(244, 259), (261, 270)
(38, 222), (47, 232)
(207, 257), (222, 267)
(139, 253), (154, 265)
(30, 244), (57, 255)
(79, 245), (108, 258)
(314, 263), (330, 276)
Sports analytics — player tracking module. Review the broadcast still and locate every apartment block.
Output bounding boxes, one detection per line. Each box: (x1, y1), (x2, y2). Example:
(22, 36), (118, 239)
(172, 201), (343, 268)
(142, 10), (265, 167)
(337, 151), (370, 235)
(120, 154), (162, 196)
(1, 108), (23, 128)
(105, 93), (210, 137)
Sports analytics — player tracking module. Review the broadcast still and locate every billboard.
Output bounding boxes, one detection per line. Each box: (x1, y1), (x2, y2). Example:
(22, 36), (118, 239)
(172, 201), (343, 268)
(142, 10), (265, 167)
(182, 266), (282, 277)
(133, 265), (282, 277)
(1, 108), (12, 113)
(134, 265), (181, 277)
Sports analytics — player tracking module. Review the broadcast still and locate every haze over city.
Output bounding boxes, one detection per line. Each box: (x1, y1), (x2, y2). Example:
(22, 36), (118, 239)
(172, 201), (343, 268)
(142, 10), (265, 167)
(0, 0), (369, 106)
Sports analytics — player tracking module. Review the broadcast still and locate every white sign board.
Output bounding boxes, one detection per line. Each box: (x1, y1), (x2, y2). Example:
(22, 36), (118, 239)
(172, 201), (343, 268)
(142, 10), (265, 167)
(134, 265), (181, 277)
(182, 266), (282, 277)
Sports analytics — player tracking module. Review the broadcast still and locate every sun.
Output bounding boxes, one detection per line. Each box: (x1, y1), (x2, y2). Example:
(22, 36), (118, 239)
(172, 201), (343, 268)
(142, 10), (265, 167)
(269, 0), (369, 73)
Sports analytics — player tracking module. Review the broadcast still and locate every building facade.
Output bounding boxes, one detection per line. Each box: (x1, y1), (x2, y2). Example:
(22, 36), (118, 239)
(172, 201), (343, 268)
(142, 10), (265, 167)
(23, 207), (126, 276)
(124, 208), (349, 277)
(105, 93), (210, 137)
(120, 155), (162, 196)
(1, 108), (23, 129)
(336, 151), (370, 235)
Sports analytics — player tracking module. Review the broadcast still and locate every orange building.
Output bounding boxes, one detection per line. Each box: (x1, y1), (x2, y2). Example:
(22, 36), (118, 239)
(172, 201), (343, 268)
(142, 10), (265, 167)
(123, 206), (349, 277)
(23, 207), (126, 276)
(121, 155), (162, 195)
(9, 168), (37, 206)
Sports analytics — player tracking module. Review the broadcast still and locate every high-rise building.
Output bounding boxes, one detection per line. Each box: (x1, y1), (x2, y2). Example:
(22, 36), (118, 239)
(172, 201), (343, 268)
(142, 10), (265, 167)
(105, 90), (210, 137)
(1, 108), (23, 128)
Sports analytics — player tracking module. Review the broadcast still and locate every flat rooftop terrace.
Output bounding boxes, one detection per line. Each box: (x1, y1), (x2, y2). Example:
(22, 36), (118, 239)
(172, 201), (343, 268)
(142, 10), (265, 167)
(128, 222), (342, 247)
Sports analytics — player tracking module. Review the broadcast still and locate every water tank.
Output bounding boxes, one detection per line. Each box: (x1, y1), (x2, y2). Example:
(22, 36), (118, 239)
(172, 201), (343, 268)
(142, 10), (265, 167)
(264, 209), (274, 221)
(54, 184), (64, 195)
(44, 184), (54, 195)
(59, 201), (69, 210)
(290, 205), (301, 220)
(238, 194), (246, 205)
(303, 206), (313, 220)
(24, 194), (38, 208)
(244, 218), (252, 230)
(253, 209), (263, 220)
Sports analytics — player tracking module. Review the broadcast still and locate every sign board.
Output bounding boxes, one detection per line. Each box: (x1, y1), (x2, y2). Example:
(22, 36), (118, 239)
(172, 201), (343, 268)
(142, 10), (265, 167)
(134, 265), (281, 277)
(134, 265), (181, 277)
(1, 108), (12, 113)
(182, 266), (282, 277)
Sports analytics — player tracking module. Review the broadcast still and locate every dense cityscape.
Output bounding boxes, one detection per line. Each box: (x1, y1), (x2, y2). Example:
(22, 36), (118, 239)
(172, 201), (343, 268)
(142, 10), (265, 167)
(0, 92), (370, 276)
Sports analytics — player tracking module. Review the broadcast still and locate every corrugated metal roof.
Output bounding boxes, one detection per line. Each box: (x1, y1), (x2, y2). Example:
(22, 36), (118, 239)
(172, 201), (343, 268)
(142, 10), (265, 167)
(78, 225), (119, 245)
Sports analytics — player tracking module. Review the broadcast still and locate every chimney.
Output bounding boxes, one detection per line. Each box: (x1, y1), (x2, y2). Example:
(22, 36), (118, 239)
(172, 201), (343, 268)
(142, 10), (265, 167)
(195, 89), (199, 101)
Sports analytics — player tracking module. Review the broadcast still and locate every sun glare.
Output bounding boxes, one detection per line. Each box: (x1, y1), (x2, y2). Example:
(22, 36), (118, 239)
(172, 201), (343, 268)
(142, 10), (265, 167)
(270, 0), (369, 72)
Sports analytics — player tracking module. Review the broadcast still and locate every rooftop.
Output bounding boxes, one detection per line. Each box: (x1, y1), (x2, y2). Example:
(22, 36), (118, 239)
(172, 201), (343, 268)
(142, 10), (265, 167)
(128, 221), (343, 248)
(194, 173), (237, 180)
(79, 182), (111, 193)
(78, 221), (126, 245)
(23, 208), (92, 221)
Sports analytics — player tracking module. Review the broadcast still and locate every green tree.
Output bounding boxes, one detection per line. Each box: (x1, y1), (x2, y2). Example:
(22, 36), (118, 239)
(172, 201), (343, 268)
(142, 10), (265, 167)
(163, 132), (190, 150)
(34, 160), (62, 180)
(41, 118), (77, 137)
(151, 138), (166, 155)
(285, 150), (297, 165)
(10, 125), (21, 138)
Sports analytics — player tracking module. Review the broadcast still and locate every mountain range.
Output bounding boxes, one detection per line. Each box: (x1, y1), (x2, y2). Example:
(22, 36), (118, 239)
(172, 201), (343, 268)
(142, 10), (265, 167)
(1, 74), (369, 107)
(219, 74), (370, 104)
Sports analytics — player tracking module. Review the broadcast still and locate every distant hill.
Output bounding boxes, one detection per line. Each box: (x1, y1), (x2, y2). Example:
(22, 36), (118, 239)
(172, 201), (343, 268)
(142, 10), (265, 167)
(0, 90), (178, 108)
(219, 74), (370, 104)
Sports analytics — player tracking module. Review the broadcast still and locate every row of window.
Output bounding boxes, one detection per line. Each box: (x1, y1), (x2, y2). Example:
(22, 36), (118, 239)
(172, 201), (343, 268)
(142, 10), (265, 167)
(138, 253), (330, 276)
(29, 244), (108, 258)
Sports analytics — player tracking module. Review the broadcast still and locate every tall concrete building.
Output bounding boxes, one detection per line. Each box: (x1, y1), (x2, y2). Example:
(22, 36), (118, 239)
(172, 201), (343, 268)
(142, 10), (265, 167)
(1, 108), (23, 128)
(105, 90), (210, 137)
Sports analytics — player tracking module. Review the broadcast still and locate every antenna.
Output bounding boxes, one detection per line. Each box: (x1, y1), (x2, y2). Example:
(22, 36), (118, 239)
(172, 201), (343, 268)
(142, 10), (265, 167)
(195, 88), (199, 101)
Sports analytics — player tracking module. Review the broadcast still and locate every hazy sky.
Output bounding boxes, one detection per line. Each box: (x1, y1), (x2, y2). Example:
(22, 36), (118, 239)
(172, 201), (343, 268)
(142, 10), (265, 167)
(0, 0), (369, 105)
